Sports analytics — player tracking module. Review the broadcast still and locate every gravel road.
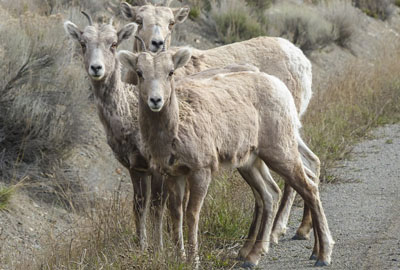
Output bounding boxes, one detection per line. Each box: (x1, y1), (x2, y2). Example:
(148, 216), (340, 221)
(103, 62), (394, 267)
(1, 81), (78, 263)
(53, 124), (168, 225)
(258, 124), (400, 270)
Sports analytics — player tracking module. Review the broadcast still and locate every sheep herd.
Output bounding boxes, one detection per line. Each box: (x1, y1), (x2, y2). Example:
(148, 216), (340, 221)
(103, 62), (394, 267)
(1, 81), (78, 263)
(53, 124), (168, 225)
(63, 1), (334, 268)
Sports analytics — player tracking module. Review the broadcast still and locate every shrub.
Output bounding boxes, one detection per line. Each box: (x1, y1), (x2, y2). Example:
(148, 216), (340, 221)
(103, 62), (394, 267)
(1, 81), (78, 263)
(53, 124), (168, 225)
(0, 7), (88, 183)
(211, 0), (266, 44)
(352, 0), (394, 20)
(319, 0), (359, 48)
(266, 3), (335, 53)
(265, 1), (357, 53)
(245, 0), (274, 13)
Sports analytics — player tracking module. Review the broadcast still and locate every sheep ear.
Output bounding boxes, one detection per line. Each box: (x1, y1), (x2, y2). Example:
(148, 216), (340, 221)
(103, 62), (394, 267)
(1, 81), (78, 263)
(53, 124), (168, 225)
(117, 23), (138, 45)
(173, 7), (190, 24)
(120, 2), (138, 20)
(118, 50), (139, 70)
(64, 21), (82, 41)
(172, 48), (191, 70)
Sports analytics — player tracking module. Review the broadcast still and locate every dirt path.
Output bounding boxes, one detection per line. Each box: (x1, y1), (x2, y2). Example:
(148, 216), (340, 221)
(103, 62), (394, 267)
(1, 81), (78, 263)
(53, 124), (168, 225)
(259, 124), (400, 270)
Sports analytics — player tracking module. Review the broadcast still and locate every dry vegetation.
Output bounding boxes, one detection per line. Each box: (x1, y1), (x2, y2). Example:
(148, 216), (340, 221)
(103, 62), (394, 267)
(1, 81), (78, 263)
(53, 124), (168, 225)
(1, 0), (400, 269)
(303, 41), (400, 179)
(352, 0), (394, 20)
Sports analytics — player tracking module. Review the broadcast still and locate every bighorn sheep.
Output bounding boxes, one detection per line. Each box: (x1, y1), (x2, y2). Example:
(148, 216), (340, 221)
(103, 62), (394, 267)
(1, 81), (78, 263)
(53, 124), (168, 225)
(118, 48), (334, 267)
(120, 1), (190, 84)
(63, 15), (167, 251)
(120, 1), (317, 243)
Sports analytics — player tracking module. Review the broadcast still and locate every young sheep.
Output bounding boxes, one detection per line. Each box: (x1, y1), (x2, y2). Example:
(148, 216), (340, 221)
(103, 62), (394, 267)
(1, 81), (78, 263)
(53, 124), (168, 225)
(118, 48), (334, 268)
(120, 1), (318, 242)
(63, 14), (168, 251)
(63, 13), (281, 257)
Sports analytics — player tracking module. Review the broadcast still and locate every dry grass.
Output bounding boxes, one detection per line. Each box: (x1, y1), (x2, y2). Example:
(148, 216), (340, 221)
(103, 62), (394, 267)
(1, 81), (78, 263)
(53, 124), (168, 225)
(302, 40), (400, 180)
(22, 174), (252, 270)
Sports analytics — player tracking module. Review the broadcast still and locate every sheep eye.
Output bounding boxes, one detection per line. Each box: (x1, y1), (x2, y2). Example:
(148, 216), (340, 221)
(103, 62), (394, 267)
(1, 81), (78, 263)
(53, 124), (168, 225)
(137, 70), (143, 78)
(136, 18), (143, 25)
(80, 42), (86, 52)
(168, 70), (174, 77)
(169, 21), (175, 29)
(111, 42), (117, 50)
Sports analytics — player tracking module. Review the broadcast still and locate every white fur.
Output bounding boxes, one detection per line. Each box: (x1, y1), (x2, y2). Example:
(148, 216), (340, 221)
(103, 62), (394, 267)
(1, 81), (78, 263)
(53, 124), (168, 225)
(276, 37), (312, 117)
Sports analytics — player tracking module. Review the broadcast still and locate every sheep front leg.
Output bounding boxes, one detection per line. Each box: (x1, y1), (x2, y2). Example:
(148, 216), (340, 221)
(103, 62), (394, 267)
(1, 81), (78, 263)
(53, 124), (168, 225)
(166, 175), (187, 259)
(186, 169), (212, 267)
(129, 169), (151, 251)
(150, 171), (168, 252)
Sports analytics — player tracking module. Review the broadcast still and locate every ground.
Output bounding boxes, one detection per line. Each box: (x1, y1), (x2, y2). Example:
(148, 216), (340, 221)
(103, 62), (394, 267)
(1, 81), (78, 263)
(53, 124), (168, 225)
(259, 124), (400, 270)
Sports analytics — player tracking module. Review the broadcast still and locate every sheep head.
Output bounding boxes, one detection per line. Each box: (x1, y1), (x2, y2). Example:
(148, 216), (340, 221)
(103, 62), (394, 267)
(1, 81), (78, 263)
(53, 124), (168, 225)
(118, 47), (191, 112)
(64, 13), (137, 81)
(120, 1), (190, 53)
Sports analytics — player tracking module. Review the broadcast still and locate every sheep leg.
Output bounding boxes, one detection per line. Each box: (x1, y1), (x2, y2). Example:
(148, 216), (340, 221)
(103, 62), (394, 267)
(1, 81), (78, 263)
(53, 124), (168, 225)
(271, 137), (321, 242)
(166, 175), (186, 259)
(271, 184), (297, 243)
(186, 169), (212, 267)
(268, 158), (333, 266)
(150, 171), (168, 251)
(238, 159), (279, 267)
(129, 169), (151, 251)
(236, 184), (263, 260)
(295, 137), (321, 239)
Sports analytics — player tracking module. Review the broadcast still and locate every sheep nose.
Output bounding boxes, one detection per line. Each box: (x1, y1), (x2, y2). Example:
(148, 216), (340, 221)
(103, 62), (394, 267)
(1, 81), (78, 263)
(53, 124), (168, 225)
(151, 39), (164, 49)
(150, 97), (162, 106)
(90, 64), (103, 74)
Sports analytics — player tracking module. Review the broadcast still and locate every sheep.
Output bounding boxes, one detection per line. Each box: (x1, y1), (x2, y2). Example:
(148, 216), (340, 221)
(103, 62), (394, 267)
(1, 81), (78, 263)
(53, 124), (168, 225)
(63, 12), (281, 257)
(120, 1), (190, 84)
(120, 1), (318, 243)
(118, 47), (334, 268)
(63, 14), (168, 251)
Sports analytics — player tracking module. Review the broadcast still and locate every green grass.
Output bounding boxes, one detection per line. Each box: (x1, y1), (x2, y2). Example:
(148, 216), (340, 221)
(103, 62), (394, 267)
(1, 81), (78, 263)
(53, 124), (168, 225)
(0, 186), (15, 210)
(352, 0), (393, 20)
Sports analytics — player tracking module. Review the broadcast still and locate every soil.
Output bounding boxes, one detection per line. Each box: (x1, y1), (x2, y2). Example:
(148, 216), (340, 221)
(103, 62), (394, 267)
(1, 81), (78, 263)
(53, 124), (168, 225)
(258, 124), (400, 270)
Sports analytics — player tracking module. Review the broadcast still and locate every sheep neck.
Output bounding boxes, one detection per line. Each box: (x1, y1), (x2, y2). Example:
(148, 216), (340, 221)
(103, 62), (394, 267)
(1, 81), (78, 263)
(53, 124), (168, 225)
(90, 60), (134, 140)
(138, 84), (179, 165)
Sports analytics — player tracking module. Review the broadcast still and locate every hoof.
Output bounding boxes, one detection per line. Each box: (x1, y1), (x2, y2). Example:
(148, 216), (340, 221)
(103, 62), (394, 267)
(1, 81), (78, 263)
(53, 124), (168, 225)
(241, 262), (256, 269)
(309, 253), (318, 260)
(270, 234), (279, 245)
(292, 233), (308, 240)
(314, 260), (329, 267)
(236, 256), (245, 262)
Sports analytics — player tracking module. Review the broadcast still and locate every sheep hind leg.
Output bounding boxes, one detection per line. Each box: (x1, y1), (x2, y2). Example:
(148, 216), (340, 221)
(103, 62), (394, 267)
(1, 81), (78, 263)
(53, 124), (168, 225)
(270, 183), (296, 243)
(294, 136), (321, 240)
(236, 182), (263, 261)
(270, 158), (334, 266)
(237, 159), (279, 267)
